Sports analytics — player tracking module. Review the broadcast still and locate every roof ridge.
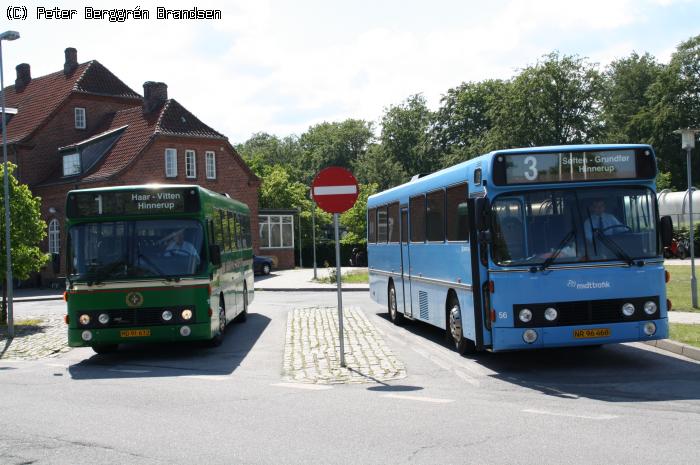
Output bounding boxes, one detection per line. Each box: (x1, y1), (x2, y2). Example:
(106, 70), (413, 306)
(154, 99), (172, 133)
(72, 60), (95, 91)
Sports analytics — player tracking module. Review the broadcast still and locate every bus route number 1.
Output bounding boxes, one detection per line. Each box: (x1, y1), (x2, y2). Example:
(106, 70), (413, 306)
(95, 194), (103, 215)
(523, 155), (538, 181)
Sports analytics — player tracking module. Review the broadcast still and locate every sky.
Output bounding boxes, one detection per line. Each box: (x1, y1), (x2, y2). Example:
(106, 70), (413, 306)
(2, 0), (699, 143)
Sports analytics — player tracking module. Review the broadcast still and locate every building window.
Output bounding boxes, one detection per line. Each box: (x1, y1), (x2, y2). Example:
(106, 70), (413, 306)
(75, 107), (86, 129)
(62, 153), (81, 176)
(48, 219), (60, 254)
(165, 148), (177, 177)
(185, 150), (196, 178)
(258, 215), (294, 248)
(205, 151), (216, 179)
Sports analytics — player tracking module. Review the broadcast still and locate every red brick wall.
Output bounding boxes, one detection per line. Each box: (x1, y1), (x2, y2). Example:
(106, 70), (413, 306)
(17, 94), (140, 186)
(260, 249), (295, 269)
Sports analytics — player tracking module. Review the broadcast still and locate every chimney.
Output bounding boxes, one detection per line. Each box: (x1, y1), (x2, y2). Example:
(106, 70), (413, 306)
(64, 47), (78, 75)
(143, 81), (168, 114)
(15, 63), (31, 90)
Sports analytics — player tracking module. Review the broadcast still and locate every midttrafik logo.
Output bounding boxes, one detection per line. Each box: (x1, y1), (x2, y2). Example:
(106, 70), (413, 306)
(567, 280), (611, 290)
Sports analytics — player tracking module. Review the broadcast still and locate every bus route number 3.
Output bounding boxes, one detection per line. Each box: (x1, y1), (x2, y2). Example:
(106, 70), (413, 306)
(523, 156), (538, 181)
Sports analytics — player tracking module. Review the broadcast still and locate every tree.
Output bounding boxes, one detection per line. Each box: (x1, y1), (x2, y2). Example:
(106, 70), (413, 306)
(0, 163), (49, 324)
(642, 35), (700, 188)
(340, 183), (378, 245)
(353, 145), (407, 190)
(379, 94), (437, 177)
(236, 132), (304, 180)
(488, 52), (604, 148)
(431, 79), (506, 166)
(601, 52), (663, 143)
(299, 120), (375, 182)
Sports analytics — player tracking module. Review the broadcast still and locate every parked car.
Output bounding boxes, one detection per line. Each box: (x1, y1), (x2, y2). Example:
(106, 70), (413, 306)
(253, 255), (273, 275)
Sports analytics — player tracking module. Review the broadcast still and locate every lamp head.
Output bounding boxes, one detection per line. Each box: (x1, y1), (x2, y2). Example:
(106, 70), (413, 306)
(674, 128), (700, 151)
(0, 31), (20, 41)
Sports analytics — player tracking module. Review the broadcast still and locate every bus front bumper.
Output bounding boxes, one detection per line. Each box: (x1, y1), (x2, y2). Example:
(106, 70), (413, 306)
(68, 322), (213, 347)
(491, 318), (668, 351)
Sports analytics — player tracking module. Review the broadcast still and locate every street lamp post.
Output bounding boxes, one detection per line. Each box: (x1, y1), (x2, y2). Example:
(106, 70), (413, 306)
(0, 30), (20, 337)
(675, 128), (700, 308)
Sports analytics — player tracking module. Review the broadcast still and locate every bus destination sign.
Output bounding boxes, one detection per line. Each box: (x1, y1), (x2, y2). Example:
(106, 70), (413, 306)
(494, 148), (655, 185)
(67, 188), (199, 218)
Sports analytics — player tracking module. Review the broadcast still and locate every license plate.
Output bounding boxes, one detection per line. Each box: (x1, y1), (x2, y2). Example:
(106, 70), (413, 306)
(573, 328), (610, 339)
(120, 329), (151, 338)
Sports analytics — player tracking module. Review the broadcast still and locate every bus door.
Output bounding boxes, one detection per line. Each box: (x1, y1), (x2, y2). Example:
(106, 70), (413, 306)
(468, 197), (492, 349)
(399, 207), (413, 318)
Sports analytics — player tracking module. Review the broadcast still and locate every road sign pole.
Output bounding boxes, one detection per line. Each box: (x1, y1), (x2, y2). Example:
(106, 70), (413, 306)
(334, 213), (346, 367)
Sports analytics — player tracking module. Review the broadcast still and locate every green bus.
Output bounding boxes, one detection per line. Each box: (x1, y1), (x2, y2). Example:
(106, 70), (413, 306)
(64, 184), (254, 353)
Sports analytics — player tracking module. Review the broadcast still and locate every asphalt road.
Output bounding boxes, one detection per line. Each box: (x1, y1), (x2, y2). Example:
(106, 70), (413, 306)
(1, 291), (699, 465)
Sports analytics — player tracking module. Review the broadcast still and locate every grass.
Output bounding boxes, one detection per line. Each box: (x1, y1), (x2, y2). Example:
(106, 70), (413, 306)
(665, 265), (700, 313)
(669, 323), (700, 348)
(0, 319), (43, 327)
(315, 269), (368, 284)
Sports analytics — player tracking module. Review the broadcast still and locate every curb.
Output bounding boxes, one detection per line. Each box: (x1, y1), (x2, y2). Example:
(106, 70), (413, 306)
(255, 287), (369, 292)
(14, 296), (63, 302)
(645, 339), (700, 362)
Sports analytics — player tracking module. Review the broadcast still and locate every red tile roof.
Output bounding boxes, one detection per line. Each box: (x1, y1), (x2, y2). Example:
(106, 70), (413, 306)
(80, 99), (229, 182)
(2, 60), (141, 144)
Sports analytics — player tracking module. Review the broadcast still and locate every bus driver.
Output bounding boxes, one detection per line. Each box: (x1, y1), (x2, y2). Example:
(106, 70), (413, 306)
(583, 199), (624, 241)
(165, 230), (200, 262)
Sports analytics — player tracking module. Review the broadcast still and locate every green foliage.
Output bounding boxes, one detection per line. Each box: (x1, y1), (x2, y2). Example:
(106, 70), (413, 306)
(0, 163), (49, 323)
(656, 171), (673, 191)
(340, 183), (377, 245)
(488, 52), (604, 148)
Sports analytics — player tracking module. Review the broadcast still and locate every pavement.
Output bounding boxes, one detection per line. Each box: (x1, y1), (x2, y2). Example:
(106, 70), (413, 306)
(2, 266), (700, 364)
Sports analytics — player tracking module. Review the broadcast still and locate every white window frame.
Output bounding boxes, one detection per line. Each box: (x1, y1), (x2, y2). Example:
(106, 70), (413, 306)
(48, 219), (60, 254)
(165, 148), (177, 178)
(62, 152), (81, 176)
(258, 214), (294, 249)
(205, 151), (216, 179)
(74, 107), (86, 129)
(185, 150), (197, 179)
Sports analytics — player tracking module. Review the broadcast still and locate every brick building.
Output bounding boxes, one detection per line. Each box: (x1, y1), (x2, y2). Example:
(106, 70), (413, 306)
(1, 48), (260, 285)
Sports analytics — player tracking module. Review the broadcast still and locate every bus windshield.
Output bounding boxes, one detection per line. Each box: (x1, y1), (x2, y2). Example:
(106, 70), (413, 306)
(491, 186), (658, 266)
(68, 219), (206, 281)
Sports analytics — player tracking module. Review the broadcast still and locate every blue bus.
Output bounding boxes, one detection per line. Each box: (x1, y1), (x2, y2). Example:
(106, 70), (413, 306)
(367, 144), (674, 353)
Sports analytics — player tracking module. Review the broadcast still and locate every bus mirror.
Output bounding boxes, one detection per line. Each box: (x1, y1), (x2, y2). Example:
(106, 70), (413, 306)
(209, 245), (222, 266)
(660, 216), (673, 248)
(52, 253), (60, 274)
(475, 198), (490, 231)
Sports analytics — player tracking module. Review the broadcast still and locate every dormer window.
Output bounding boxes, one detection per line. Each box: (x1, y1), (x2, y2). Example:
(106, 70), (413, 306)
(63, 152), (81, 176)
(74, 107), (86, 129)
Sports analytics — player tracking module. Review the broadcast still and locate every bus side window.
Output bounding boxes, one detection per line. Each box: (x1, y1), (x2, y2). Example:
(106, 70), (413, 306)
(388, 203), (400, 243)
(219, 210), (229, 252)
(368, 208), (377, 243)
(234, 213), (243, 250)
(410, 195), (426, 243)
(426, 190), (445, 242)
(209, 219), (215, 246)
(377, 206), (388, 243)
(446, 183), (469, 241)
(227, 211), (237, 251)
(214, 210), (224, 249)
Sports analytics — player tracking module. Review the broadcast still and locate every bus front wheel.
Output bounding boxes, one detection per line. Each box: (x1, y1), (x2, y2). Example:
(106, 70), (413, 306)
(388, 281), (404, 326)
(447, 296), (475, 355)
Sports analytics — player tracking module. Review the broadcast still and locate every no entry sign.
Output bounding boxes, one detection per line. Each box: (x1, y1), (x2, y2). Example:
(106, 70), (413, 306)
(311, 167), (359, 214)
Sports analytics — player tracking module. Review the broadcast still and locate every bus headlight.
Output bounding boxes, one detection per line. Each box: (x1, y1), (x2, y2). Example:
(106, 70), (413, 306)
(162, 310), (173, 322)
(180, 326), (191, 337)
(519, 308), (533, 323)
(544, 307), (558, 322)
(81, 330), (93, 341)
(523, 329), (538, 344)
(643, 322), (657, 336)
(181, 309), (193, 321)
(79, 314), (91, 325)
(643, 301), (657, 315)
(621, 303), (635, 317)
(98, 313), (110, 325)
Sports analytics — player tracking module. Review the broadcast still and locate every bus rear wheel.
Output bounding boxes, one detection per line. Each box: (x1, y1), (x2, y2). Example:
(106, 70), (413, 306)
(447, 296), (475, 355)
(388, 281), (404, 326)
(92, 344), (118, 354)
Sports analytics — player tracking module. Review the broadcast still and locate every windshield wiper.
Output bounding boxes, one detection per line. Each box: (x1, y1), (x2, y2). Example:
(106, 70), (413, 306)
(537, 229), (576, 272)
(594, 230), (635, 266)
(86, 260), (128, 285)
